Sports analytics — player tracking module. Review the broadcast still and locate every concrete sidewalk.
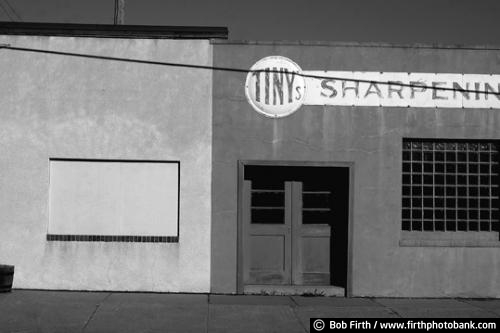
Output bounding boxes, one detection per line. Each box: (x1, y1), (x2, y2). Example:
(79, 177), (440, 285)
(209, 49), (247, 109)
(0, 290), (499, 333)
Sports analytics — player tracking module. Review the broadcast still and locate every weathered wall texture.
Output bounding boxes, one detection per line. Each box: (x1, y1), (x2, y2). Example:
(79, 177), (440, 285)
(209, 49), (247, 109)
(211, 41), (500, 297)
(0, 36), (212, 292)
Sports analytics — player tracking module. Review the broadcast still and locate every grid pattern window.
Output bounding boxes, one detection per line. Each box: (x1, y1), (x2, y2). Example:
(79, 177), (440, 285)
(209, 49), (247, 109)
(402, 139), (500, 233)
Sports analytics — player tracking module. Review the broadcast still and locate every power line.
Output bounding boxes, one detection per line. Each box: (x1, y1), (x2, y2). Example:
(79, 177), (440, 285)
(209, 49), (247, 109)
(0, 43), (498, 96)
(3, 0), (22, 21)
(0, 1), (13, 21)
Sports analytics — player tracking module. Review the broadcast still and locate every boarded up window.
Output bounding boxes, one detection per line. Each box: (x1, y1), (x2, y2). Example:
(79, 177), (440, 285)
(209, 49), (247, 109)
(48, 159), (179, 241)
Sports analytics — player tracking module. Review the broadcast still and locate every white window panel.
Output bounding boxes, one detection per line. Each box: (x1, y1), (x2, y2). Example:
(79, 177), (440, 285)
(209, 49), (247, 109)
(48, 160), (179, 237)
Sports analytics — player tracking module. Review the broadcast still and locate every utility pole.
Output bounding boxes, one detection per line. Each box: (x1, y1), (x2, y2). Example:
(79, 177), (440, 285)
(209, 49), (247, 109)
(114, 0), (125, 25)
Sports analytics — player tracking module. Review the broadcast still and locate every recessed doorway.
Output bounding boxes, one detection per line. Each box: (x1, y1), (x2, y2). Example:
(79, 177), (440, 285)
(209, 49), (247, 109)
(238, 162), (351, 296)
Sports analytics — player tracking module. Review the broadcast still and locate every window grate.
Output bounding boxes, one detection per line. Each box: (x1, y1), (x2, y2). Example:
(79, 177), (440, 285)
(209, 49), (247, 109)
(402, 139), (500, 232)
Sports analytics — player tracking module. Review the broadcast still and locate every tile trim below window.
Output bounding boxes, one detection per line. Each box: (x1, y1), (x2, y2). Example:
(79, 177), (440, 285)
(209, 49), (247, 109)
(399, 230), (500, 247)
(46, 234), (179, 243)
(399, 239), (500, 247)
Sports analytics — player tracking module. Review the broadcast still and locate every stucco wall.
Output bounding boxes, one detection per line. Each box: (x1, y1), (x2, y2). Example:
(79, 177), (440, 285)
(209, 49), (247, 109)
(0, 36), (212, 292)
(211, 41), (500, 297)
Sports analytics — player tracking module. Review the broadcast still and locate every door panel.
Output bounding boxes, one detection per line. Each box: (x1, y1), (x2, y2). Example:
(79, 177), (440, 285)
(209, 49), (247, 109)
(297, 232), (331, 285)
(291, 182), (331, 286)
(248, 234), (287, 284)
(243, 181), (291, 285)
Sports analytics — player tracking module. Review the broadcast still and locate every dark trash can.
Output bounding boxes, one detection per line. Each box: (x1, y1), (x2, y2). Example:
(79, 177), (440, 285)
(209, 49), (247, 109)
(0, 265), (14, 292)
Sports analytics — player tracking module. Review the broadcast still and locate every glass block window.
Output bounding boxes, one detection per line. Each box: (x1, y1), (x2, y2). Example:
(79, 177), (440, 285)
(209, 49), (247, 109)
(402, 139), (500, 232)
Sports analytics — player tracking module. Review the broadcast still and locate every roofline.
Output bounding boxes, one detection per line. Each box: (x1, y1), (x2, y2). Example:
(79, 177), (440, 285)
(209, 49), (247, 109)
(212, 39), (500, 51)
(0, 22), (228, 40)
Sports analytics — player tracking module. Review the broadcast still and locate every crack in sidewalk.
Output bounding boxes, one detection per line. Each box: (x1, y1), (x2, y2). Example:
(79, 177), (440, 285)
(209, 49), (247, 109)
(370, 298), (403, 318)
(289, 296), (308, 333)
(81, 292), (113, 332)
(456, 298), (500, 318)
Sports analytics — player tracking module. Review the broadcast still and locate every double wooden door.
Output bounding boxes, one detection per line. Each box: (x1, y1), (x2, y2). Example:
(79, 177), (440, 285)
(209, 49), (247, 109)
(242, 180), (332, 286)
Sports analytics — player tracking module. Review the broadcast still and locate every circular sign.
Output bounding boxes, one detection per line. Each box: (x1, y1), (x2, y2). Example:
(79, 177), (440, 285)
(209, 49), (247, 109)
(245, 56), (305, 118)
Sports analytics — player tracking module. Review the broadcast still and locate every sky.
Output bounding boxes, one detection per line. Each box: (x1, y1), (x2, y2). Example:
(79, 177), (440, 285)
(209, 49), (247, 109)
(0, 0), (500, 45)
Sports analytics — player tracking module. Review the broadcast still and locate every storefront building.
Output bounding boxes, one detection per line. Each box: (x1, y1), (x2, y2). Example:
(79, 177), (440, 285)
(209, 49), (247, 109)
(0, 23), (226, 292)
(1, 24), (500, 297)
(211, 41), (500, 298)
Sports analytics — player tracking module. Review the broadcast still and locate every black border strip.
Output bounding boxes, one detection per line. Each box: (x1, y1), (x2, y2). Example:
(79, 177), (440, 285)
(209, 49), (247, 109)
(46, 234), (178, 243)
(0, 22), (228, 39)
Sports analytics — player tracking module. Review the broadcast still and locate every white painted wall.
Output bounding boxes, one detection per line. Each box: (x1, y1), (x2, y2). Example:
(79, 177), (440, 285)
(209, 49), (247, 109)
(0, 35), (212, 292)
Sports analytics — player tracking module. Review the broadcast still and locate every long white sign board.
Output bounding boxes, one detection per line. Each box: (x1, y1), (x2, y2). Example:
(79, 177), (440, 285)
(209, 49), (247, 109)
(245, 56), (500, 118)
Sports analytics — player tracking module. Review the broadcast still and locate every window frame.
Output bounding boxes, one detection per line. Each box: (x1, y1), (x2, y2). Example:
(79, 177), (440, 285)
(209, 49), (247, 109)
(400, 138), (500, 247)
(47, 158), (180, 243)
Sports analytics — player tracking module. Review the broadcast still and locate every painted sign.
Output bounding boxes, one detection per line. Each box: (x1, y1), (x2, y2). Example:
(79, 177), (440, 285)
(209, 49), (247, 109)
(245, 56), (306, 118)
(245, 56), (500, 116)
